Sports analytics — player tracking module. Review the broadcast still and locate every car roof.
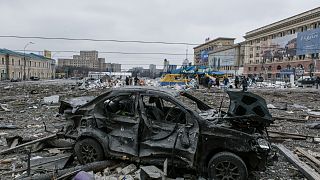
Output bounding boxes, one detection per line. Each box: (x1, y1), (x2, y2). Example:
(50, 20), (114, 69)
(110, 86), (180, 97)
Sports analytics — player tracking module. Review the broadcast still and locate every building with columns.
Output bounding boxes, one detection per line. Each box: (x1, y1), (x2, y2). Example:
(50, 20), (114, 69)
(0, 49), (55, 80)
(243, 7), (320, 79)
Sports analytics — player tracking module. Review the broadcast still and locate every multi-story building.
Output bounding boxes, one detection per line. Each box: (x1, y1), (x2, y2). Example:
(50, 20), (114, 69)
(243, 7), (320, 79)
(149, 64), (156, 78)
(105, 63), (121, 72)
(58, 51), (109, 71)
(194, 37), (235, 66)
(208, 43), (245, 77)
(0, 49), (55, 80)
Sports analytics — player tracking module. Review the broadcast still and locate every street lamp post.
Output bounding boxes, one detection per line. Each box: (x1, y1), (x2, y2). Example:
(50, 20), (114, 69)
(23, 42), (34, 80)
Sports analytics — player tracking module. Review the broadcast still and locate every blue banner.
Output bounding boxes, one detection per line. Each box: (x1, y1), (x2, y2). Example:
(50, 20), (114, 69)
(200, 51), (208, 62)
(297, 28), (320, 55)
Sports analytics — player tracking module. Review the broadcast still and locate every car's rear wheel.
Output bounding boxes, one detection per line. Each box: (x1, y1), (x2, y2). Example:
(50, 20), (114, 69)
(208, 152), (248, 180)
(74, 138), (104, 164)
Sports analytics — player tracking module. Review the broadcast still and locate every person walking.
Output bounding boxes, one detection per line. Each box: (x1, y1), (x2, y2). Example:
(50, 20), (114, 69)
(223, 76), (229, 90)
(241, 76), (248, 92)
(235, 76), (240, 89)
(215, 77), (220, 88)
(125, 76), (129, 85)
(316, 76), (320, 89)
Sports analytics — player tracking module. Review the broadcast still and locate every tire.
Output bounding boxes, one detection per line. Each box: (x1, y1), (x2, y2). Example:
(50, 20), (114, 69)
(74, 138), (104, 164)
(208, 152), (248, 180)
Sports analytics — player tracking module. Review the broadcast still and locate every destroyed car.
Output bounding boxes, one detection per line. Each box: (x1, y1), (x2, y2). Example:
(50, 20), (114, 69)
(59, 87), (273, 180)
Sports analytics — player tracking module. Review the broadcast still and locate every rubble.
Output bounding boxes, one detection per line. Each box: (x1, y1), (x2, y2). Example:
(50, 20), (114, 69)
(0, 79), (320, 179)
(43, 95), (60, 104)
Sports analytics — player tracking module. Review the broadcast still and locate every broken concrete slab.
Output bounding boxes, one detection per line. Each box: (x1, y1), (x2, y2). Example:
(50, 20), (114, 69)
(0, 104), (11, 112)
(306, 122), (320, 129)
(43, 95), (60, 105)
(140, 166), (164, 180)
(73, 171), (95, 180)
(121, 164), (137, 175)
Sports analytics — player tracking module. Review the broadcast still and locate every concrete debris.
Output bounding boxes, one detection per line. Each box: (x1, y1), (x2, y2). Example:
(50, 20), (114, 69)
(306, 122), (320, 129)
(1, 79), (320, 180)
(140, 166), (164, 179)
(0, 104), (11, 112)
(0, 124), (18, 129)
(267, 104), (277, 109)
(73, 171), (95, 180)
(121, 164), (137, 175)
(43, 95), (60, 104)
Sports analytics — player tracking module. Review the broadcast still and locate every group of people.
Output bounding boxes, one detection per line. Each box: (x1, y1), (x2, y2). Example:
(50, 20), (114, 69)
(125, 76), (140, 86)
(207, 76), (230, 90)
(207, 75), (254, 92)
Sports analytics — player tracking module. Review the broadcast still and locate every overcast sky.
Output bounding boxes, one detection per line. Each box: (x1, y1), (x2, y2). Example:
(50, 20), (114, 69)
(0, 0), (319, 70)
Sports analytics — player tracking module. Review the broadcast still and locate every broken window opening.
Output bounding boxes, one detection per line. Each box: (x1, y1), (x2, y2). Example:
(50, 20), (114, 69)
(104, 94), (136, 117)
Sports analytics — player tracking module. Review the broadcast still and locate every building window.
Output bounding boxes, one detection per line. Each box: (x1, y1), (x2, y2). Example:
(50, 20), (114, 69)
(248, 67), (252, 71)
(254, 67), (257, 71)
(18, 60), (21, 66)
(12, 59), (14, 65)
(34, 62), (36, 67)
(1, 58), (4, 64)
(249, 54), (253, 58)
(255, 53), (259, 57)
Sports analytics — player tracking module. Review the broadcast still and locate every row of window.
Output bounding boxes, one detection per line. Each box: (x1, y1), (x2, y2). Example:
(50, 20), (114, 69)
(0, 70), (52, 79)
(0, 57), (51, 68)
(248, 22), (320, 45)
(248, 63), (313, 71)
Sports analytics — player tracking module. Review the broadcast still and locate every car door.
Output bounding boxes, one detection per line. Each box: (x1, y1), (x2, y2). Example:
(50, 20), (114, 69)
(138, 93), (199, 167)
(101, 92), (140, 156)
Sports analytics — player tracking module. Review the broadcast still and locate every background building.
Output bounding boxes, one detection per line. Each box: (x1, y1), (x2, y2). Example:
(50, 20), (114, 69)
(57, 50), (121, 77)
(243, 7), (320, 79)
(0, 49), (55, 80)
(194, 37), (235, 66)
(58, 51), (108, 70)
(207, 43), (245, 77)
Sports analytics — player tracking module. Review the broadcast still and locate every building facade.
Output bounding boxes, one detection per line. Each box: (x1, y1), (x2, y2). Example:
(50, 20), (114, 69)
(0, 49), (55, 80)
(207, 43), (245, 77)
(194, 37), (235, 66)
(243, 7), (320, 79)
(58, 51), (111, 71)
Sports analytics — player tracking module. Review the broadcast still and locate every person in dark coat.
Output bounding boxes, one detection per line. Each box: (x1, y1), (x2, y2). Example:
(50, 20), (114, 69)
(235, 76), (240, 89)
(125, 76), (129, 85)
(316, 76), (320, 89)
(215, 77), (220, 87)
(241, 77), (248, 92)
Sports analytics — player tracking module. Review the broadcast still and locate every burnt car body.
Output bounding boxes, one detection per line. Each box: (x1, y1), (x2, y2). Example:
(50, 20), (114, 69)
(60, 87), (272, 179)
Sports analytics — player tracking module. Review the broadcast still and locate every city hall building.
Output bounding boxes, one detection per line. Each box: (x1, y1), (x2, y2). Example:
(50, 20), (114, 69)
(243, 7), (320, 79)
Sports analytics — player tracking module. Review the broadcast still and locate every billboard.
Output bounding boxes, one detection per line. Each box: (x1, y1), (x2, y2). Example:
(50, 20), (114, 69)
(200, 50), (209, 62)
(297, 28), (320, 55)
(260, 34), (297, 60)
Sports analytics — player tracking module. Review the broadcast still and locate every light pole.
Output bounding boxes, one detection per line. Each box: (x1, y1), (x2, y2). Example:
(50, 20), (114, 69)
(23, 42), (34, 80)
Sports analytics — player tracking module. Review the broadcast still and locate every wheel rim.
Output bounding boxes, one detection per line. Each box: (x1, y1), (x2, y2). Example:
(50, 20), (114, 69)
(211, 161), (241, 180)
(81, 144), (98, 163)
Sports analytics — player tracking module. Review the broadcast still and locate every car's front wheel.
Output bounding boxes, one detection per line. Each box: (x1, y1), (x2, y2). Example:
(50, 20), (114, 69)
(74, 138), (104, 164)
(208, 152), (248, 180)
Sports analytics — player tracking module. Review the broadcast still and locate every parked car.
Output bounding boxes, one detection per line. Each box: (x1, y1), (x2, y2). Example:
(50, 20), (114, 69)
(295, 76), (316, 87)
(30, 76), (40, 81)
(59, 87), (272, 179)
(10, 78), (21, 82)
(256, 76), (264, 82)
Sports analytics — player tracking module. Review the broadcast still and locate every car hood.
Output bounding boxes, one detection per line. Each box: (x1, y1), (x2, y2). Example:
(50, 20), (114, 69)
(226, 91), (273, 126)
